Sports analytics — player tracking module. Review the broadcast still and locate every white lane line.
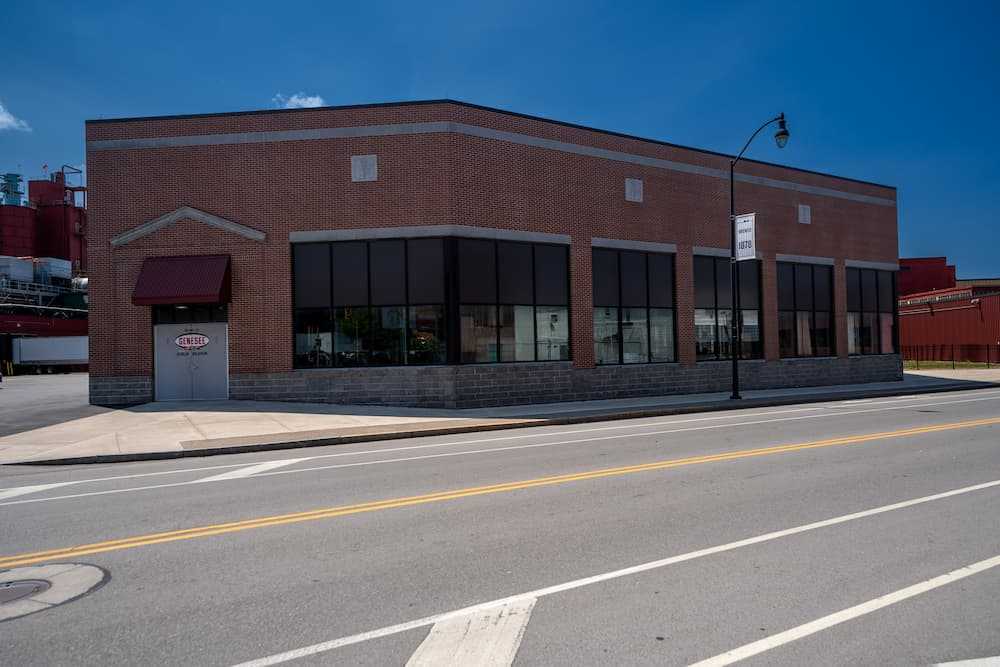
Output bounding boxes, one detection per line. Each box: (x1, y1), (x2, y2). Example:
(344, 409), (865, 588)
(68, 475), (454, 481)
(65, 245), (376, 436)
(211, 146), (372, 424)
(230, 478), (1000, 667)
(690, 554), (1000, 667)
(0, 481), (77, 501)
(4, 392), (1000, 508)
(3, 389), (997, 495)
(193, 459), (307, 483)
(936, 658), (1000, 666)
(406, 598), (537, 667)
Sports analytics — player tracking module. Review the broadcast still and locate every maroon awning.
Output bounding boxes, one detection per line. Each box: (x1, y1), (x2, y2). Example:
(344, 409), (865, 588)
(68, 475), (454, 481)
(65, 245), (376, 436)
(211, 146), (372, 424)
(132, 255), (231, 306)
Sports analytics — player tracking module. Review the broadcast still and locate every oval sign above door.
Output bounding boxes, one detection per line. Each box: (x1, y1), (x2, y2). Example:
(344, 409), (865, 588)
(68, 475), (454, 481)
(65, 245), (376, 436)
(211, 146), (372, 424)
(174, 332), (211, 350)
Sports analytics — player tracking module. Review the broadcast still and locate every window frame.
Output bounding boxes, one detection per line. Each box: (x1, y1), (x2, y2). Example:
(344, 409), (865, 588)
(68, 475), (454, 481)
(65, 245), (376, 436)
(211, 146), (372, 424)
(777, 261), (835, 359)
(292, 237), (571, 368)
(694, 255), (763, 361)
(847, 267), (898, 356)
(292, 238), (447, 369)
(592, 248), (677, 365)
(458, 239), (571, 364)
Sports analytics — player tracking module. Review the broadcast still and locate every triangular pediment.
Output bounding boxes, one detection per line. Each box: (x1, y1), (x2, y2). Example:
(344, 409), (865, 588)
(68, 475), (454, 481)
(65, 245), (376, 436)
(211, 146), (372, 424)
(110, 206), (266, 247)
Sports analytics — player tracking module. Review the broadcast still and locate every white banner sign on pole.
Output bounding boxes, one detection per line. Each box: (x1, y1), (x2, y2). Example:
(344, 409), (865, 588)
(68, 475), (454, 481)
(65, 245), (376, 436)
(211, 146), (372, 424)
(735, 213), (756, 261)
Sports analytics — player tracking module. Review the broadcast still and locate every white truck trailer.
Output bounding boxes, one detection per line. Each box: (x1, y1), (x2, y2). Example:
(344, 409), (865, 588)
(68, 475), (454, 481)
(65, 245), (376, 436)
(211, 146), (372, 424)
(12, 336), (89, 374)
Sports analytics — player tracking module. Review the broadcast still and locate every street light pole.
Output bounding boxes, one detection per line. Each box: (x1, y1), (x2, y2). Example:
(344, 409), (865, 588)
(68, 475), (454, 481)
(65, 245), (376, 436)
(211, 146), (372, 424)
(729, 113), (789, 400)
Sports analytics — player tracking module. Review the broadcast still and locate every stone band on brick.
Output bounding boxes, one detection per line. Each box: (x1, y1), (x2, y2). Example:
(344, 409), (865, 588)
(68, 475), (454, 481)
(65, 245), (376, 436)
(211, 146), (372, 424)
(90, 376), (153, 407)
(221, 356), (902, 410)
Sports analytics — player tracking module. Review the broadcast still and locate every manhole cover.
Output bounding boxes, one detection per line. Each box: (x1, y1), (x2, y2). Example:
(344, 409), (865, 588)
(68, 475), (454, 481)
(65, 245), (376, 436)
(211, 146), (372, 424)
(0, 580), (51, 604)
(0, 564), (107, 622)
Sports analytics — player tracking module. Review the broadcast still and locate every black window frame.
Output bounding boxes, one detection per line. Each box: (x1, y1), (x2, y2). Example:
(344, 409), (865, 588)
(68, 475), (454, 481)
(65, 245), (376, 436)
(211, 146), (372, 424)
(847, 267), (898, 356)
(592, 247), (677, 365)
(777, 262), (835, 358)
(458, 239), (571, 364)
(292, 239), (447, 369)
(291, 237), (571, 368)
(694, 255), (763, 361)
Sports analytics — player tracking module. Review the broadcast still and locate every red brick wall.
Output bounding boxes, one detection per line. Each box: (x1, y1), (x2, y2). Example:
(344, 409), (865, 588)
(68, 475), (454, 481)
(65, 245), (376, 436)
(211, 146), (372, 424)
(86, 101), (898, 378)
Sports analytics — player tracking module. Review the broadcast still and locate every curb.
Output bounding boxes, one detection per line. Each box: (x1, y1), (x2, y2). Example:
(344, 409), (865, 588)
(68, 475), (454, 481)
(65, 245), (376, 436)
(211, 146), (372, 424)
(8, 381), (997, 466)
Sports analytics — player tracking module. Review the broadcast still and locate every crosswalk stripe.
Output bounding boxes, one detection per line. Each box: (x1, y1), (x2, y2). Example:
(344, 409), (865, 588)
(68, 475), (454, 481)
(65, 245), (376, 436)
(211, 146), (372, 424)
(194, 459), (306, 483)
(0, 482), (78, 501)
(406, 598), (537, 667)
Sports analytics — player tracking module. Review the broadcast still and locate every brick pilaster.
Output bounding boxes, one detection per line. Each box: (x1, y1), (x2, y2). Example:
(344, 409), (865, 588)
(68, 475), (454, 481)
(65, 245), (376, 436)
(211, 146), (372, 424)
(834, 258), (849, 358)
(761, 253), (780, 361)
(675, 244), (696, 366)
(570, 236), (595, 368)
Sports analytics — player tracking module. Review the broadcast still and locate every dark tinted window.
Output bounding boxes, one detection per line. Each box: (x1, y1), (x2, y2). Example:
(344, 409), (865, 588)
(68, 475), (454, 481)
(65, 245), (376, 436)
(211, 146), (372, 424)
(861, 269), (878, 311)
(739, 261), (760, 309)
(458, 239), (497, 303)
(593, 249), (619, 307)
(846, 268), (861, 312)
(777, 263), (795, 310)
(620, 252), (648, 307)
(407, 238), (444, 303)
(648, 253), (674, 308)
(497, 242), (534, 304)
(694, 256), (717, 308)
(534, 245), (568, 305)
(154, 304), (228, 324)
(814, 266), (832, 310)
(331, 242), (368, 306)
(369, 240), (405, 305)
(878, 271), (895, 313)
(795, 263), (814, 310)
(716, 259), (732, 310)
(293, 244), (331, 309)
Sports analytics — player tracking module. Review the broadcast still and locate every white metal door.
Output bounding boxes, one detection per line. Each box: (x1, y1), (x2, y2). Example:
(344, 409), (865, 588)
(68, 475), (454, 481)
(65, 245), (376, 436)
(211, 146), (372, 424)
(154, 322), (229, 400)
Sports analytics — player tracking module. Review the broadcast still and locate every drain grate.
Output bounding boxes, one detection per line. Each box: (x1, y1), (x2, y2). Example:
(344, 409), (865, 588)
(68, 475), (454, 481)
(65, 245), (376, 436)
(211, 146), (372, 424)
(0, 580), (51, 605)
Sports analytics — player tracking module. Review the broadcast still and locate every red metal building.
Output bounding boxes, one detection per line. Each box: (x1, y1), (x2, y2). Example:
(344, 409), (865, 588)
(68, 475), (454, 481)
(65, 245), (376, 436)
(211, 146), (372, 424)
(898, 257), (956, 296)
(898, 258), (1000, 363)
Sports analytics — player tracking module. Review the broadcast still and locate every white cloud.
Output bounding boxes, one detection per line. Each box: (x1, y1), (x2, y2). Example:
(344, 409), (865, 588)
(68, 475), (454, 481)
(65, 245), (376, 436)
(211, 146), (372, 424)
(0, 101), (31, 131)
(272, 92), (326, 109)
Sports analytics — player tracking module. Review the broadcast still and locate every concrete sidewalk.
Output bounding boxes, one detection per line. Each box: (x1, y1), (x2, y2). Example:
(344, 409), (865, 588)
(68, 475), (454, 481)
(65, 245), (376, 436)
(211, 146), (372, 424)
(1, 371), (997, 465)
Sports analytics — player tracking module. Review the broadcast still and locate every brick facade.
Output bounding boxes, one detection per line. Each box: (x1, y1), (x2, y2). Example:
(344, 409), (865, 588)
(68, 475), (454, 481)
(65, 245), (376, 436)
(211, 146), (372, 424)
(86, 100), (900, 407)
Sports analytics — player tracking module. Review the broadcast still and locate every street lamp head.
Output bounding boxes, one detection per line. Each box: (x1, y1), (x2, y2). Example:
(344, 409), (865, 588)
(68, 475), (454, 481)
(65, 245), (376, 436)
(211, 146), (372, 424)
(774, 114), (790, 149)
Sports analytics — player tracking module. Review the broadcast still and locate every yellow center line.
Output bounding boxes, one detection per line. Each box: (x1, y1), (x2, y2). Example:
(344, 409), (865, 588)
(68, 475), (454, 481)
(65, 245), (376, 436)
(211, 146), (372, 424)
(2, 416), (998, 568)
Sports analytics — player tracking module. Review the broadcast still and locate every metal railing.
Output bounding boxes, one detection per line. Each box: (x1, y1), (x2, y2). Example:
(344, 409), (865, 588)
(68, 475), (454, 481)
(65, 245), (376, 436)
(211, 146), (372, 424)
(902, 344), (999, 369)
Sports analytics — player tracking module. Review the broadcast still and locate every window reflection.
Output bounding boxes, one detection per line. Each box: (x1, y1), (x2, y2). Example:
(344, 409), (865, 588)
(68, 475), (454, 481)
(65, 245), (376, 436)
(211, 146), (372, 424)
(408, 305), (446, 364)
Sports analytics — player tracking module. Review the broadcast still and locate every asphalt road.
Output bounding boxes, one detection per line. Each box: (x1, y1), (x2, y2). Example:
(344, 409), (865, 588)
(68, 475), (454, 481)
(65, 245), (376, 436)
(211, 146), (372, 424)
(2, 387), (999, 665)
(0, 373), (106, 438)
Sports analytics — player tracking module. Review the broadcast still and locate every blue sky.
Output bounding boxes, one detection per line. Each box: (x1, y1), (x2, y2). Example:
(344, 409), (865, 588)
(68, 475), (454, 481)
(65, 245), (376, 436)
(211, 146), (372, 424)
(3, 1), (998, 276)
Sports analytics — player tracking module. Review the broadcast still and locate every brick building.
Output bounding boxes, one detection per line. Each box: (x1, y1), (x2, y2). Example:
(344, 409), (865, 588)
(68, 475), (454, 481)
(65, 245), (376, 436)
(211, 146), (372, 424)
(85, 100), (901, 407)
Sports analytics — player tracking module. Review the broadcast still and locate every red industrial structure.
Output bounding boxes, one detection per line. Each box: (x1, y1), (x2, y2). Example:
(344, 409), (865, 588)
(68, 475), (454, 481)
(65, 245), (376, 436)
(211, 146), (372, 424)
(898, 257), (956, 297)
(898, 257), (1000, 364)
(0, 167), (89, 372)
(0, 169), (88, 271)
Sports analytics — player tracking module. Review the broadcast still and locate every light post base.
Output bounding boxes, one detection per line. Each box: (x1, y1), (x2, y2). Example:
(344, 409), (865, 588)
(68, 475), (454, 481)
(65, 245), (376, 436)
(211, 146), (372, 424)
(730, 393), (742, 400)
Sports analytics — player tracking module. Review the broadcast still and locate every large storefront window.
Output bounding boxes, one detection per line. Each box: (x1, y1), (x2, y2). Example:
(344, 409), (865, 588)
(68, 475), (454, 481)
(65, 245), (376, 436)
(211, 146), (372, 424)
(458, 239), (570, 363)
(847, 267), (897, 355)
(694, 255), (762, 361)
(292, 237), (568, 368)
(777, 262), (834, 358)
(592, 248), (676, 365)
